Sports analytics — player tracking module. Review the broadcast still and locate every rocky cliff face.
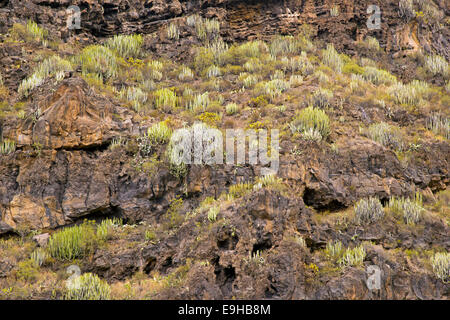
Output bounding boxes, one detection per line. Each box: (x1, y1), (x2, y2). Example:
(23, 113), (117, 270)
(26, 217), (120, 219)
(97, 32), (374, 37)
(0, 0), (448, 300)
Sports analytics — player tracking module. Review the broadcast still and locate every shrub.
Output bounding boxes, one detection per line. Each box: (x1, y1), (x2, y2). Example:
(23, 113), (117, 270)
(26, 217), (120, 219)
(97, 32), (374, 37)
(96, 218), (122, 241)
(225, 103), (239, 115)
(269, 36), (302, 57)
(289, 75), (303, 87)
(206, 65), (221, 78)
(105, 34), (143, 58)
(388, 192), (424, 225)
(25, 20), (48, 45)
(207, 206), (219, 222)
(0, 139), (16, 155)
(322, 44), (343, 73)
(167, 23), (179, 40)
(78, 45), (119, 80)
(254, 174), (283, 189)
(359, 36), (381, 51)
(65, 273), (111, 300)
(388, 82), (423, 106)
(119, 86), (148, 112)
(18, 55), (73, 97)
(16, 260), (39, 281)
(138, 121), (172, 156)
(30, 248), (49, 268)
(257, 79), (290, 100)
(430, 252), (449, 283)
(178, 66), (194, 81)
(186, 92), (210, 113)
(301, 128), (323, 142)
(289, 106), (330, 139)
(354, 197), (384, 225)
(330, 5), (340, 17)
(325, 240), (344, 260)
(146, 121), (173, 145)
(366, 122), (405, 151)
(48, 221), (97, 260)
(153, 88), (178, 112)
(312, 88), (333, 108)
(338, 245), (366, 267)
(424, 55), (448, 76)
(427, 113), (449, 140)
(239, 73), (258, 88)
(228, 182), (253, 199)
(363, 67), (397, 85)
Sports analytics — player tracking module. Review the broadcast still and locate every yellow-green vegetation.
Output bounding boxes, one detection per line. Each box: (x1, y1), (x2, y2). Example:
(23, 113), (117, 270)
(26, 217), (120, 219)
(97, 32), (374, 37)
(18, 55), (72, 97)
(186, 92), (210, 113)
(163, 197), (184, 230)
(365, 122), (405, 151)
(289, 106), (330, 141)
(225, 103), (239, 115)
(64, 272), (111, 300)
(167, 23), (180, 40)
(427, 113), (449, 140)
(0, 139), (16, 155)
(325, 240), (344, 261)
(48, 221), (99, 260)
(105, 34), (143, 58)
(30, 248), (50, 268)
(77, 45), (119, 80)
(118, 86), (148, 112)
(363, 66), (397, 85)
(312, 87), (333, 108)
(153, 88), (178, 112)
(388, 192), (424, 225)
(228, 182), (253, 199)
(96, 218), (122, 241)
(322, 44), (343, 73)
(207, 206), (220, 222)
(338, 245), (366, 267)
(354, 197), (384, 225)
(424, 54), (448, 76)
(430, 252), (449, 283)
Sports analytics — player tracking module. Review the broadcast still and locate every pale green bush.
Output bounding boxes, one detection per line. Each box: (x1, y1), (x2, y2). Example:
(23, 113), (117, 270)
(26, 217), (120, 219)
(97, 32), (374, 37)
(312, 88), (333, 108)
(225, 103), (239, 115)
(363, 67), (397, 85)
(430, 252), (449, 283)
(186, 92), (210, 113)
(0, 139), (16, 155)
(18, 55), (72, 97)
(30, 248), (49, 268)
(388, 192), (424, 225)
(153, 88), (178, 112)
(366, 122), (405, 151)
(78, 45), (118, 80)
(338, 245), (366, 267)
(119, 86), (148, 112)
(354, 197), (384, 225)
(167, 23), (179, 40)
(96, 218), (122, 241)
(48, 222), (97, 260)
(424, 55), (448, 76)
(105, 34), (143, 58)
(322, 44), (343, 73)
(325, 240), (344, 260)
(427, 113), (449, 139)
(65, 273), (111, 300)
(289, 106), (330, 139)
(207, 206), (219, 222)
(178, 66), (194, 81)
